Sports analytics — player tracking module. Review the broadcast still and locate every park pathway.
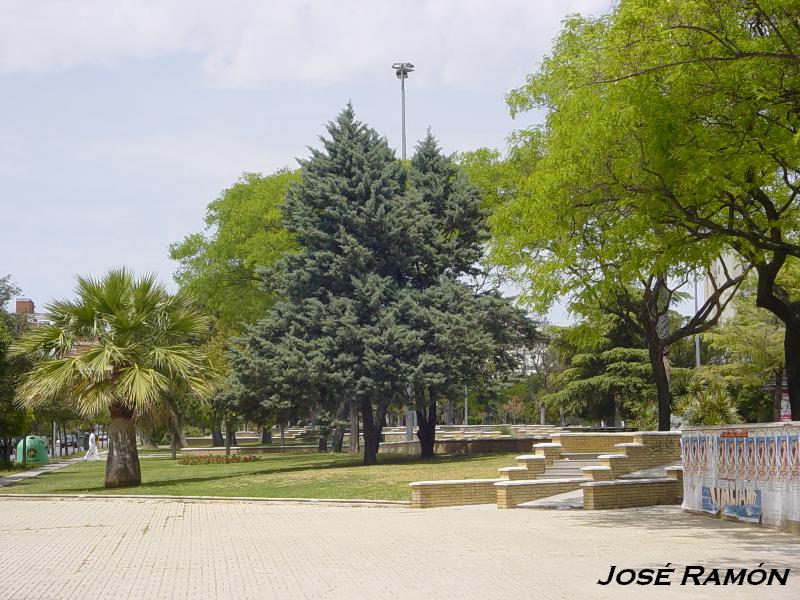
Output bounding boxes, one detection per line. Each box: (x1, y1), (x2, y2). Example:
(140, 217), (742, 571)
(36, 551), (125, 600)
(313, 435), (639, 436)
(0, 457), (84, 488)
(0, 497), (798, 599)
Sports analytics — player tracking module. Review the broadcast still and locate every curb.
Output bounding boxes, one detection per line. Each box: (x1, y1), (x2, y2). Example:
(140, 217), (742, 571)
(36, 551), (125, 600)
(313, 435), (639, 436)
(0, 493), (410, 508)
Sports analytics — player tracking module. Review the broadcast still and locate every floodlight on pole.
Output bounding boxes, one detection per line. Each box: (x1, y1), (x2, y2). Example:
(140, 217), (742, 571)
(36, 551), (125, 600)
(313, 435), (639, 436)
(392, 62), (414, 160)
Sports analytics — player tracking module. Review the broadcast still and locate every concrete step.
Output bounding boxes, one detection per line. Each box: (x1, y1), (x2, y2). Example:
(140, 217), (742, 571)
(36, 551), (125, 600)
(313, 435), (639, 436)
(551, 459), (600, 467)
(559, 452), (604, 460)
(544, 466), (587, 474)
(536, 473), (584, 480)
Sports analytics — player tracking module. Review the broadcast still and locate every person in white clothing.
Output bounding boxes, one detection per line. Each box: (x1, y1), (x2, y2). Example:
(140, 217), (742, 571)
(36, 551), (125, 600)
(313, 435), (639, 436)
(83, 427), (100, 461)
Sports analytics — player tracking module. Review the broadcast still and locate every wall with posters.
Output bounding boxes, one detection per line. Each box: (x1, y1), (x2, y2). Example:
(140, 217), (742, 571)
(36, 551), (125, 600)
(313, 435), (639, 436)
(681, 423), (800, 531)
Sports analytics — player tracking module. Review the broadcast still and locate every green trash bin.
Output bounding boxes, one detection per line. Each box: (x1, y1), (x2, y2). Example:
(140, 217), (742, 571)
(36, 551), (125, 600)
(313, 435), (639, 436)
(16, 436), (49, 465)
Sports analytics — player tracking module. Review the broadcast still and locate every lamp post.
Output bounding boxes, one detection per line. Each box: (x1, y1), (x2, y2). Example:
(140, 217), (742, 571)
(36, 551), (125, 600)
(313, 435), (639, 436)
(392, 62), (414, 160)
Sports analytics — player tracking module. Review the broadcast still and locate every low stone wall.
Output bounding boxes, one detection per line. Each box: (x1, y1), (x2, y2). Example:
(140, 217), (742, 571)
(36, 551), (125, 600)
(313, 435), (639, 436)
(598, 432), (682, 477)
(495, 478), (585, 509)
(549, 432), (634, 454)
(379, 437), (544, 456)
(410, 479), (500, 508)
(582, 477), (683, 510)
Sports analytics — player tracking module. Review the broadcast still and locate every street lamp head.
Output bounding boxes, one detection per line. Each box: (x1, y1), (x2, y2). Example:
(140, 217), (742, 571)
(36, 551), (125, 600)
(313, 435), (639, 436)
(392, 62), (415, 79)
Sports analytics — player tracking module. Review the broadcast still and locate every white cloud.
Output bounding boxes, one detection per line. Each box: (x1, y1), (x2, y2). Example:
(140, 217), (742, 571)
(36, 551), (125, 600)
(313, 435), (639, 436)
(0, 0), (612, 88)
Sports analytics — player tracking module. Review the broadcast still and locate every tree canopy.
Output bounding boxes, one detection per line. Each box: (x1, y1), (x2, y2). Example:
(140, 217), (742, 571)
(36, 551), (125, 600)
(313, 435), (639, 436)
(169, 169), (299, 330)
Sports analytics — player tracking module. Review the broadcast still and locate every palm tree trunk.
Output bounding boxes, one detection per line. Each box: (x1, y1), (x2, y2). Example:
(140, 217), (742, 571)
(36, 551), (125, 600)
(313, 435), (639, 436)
(105, 403), (141, 488)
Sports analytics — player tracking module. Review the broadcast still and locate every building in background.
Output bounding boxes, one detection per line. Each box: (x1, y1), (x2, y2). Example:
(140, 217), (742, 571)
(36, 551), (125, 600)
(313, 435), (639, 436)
(15, 297), (53, 326)
(704, 253), (746, 322)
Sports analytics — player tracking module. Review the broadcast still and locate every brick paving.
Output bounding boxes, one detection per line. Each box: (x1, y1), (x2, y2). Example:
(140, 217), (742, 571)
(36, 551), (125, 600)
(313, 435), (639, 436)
(1, 498), (798, 599)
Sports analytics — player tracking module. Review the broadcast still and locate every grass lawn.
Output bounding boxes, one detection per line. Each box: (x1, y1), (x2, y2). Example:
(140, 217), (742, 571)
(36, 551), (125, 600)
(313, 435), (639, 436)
(0, 452), (518, 501)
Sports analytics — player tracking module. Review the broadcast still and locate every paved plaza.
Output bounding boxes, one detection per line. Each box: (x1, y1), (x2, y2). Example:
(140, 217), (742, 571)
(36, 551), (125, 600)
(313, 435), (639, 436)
(1, 497), (798, 599)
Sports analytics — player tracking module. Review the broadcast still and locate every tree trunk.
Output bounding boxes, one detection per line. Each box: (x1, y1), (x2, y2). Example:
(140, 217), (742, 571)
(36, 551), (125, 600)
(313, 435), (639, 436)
(170, 431), (178, 460)
(138, 427), (159, 449)
(280, 424), (285, 449)
(224, 417), (231, 459)
(331, 426), (345, 452)
(1, 438), (10, 467)
(226, 429), (237, 447)
(415, 386), (437, 458)
(105, 404), (141, 488)
(261, 426), (272, 444)
(348, 400), (360, 453)
(211, 427), (224, 447)
(331, 399), (349, 453)
(646, 336), (672, 431)
(318, 435), (328, 452)
(785, 323), (800, 420)
(445, 396), (455, 426)
(361, 398), (386, 466)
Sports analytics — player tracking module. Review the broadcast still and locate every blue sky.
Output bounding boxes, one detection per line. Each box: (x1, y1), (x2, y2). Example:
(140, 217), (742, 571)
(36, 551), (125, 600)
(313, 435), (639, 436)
(0, 0), (613, 322)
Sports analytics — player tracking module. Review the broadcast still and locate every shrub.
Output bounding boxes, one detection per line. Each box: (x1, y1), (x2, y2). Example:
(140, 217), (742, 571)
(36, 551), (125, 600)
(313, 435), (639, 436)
(177, 454), (261, 465)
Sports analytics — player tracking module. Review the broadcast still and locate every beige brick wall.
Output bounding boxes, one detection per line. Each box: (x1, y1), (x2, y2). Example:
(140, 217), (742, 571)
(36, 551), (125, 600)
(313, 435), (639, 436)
(582, 479), (682, 510)
(514, 455), (546, 476)
(410, 479), (500, 509)
(495, 479), (584, 509)
(549, 433), (634, 453)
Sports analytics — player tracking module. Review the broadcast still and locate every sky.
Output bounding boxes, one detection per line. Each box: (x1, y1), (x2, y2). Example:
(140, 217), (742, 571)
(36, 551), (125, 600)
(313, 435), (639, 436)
(0, 0), (614, 322)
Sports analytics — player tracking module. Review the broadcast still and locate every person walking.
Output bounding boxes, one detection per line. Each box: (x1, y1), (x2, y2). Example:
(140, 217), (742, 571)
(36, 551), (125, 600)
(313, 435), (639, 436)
(83, 427), (100, 461)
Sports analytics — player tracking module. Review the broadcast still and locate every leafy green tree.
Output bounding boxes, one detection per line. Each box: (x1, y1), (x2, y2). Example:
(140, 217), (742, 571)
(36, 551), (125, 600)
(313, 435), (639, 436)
(706, 275), (786, 419)
(0, 275), (34, 466)
(234, 106), (431, 464)
(402, 135), (538, 455)
(12, 269), (218, 487)
(503, 0), (800, 418)
(170, 170), (299, 329)
(543, 313), (659, 427)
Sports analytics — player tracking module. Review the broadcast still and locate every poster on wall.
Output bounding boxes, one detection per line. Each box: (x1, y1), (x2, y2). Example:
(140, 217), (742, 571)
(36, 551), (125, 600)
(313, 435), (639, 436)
(681, 423), (800, 529)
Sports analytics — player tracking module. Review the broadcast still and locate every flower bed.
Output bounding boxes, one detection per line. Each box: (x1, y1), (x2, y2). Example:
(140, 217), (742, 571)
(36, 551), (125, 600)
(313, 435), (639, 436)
(177, 454), (262, 465)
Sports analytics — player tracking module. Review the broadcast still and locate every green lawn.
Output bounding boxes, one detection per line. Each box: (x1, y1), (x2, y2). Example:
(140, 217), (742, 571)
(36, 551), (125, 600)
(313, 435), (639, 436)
(0, 452), (518, 501)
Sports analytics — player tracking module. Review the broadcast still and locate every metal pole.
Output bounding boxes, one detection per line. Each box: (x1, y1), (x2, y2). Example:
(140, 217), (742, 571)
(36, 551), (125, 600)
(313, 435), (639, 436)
(400, 75), (407, 160)
(693, 275), (701, 368)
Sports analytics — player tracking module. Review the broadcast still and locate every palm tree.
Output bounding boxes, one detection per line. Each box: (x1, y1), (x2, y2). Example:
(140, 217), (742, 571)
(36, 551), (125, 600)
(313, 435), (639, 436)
(12, 269), (217, 488)
(675, 372), (742, 427)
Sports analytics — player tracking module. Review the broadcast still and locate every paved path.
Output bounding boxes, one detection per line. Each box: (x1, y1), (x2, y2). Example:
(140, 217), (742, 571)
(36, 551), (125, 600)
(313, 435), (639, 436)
(0, 458), (84, 488)
(0, 498), (797, 599)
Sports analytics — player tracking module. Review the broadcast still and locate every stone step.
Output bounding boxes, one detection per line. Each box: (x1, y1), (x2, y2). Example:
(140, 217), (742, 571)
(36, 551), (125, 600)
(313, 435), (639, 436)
(544, 466), (587, 474)
(536, 473), (584, 480)
(552, 459), (600, 467)
(559, 452), (604, 460)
